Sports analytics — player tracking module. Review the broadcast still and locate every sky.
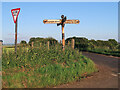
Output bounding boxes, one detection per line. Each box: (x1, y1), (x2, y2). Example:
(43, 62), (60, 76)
(2, 2), (118, 44)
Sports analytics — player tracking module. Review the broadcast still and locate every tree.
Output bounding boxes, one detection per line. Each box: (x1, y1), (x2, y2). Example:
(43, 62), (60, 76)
(65, 37), (89, 51)
(117, 44), (120, 50)
(20, 40), (27, 47)
(89, 39), (97, 47)
(108, 39), (118, 50)
(28, 37), (58, 47)
(20, 40), (27, 44)
(108, 39), (118, 46)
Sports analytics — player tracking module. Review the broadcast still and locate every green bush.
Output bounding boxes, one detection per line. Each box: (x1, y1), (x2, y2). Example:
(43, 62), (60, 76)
(66, 37), (119, 57)
(28, 37), (58, 47)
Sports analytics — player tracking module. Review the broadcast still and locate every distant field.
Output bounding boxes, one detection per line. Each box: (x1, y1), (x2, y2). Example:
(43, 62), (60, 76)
(3, 46), (29, 53)
(2, 46), (14, 53)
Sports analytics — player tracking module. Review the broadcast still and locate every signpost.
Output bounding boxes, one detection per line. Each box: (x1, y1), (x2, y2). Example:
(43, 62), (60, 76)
(43, 15), (80, 51)
(11, 8), (20, 54)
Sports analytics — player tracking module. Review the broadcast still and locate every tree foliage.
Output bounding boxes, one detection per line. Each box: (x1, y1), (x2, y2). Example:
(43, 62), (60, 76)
(66, 37), (118, 51)
(66, 37), (89, 51)
(28, 37), (58, 47)
(20, 40), (27, 47)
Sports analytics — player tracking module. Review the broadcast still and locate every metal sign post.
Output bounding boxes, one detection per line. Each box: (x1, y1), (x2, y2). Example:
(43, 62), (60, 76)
(43, 15), (80, 51)
(62, 24), (65, 51)
(11, 8), (20, 54)
(15, 19), (17, 53)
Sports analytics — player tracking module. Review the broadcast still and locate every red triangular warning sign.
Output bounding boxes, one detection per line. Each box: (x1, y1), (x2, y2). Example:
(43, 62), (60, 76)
(11, 8), (20, 23)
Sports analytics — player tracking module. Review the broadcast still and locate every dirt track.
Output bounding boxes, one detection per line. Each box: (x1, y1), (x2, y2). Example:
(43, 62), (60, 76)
(54, 52), (119, 88)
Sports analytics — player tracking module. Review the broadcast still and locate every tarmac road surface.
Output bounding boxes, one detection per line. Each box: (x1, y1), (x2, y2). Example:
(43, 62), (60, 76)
(54, 52), (119, 88)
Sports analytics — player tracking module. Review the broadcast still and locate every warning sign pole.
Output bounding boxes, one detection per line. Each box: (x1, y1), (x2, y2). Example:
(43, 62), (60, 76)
(11, 8), (20, 54)
(15, 19), (17, 54)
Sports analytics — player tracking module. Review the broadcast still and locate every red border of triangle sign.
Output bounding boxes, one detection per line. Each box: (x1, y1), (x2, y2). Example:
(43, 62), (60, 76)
(11, 8), (20, 23)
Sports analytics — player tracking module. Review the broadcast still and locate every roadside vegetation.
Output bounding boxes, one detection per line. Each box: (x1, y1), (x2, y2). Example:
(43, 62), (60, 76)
(66, 37), (120, 57)
(2, 37), (98, 88)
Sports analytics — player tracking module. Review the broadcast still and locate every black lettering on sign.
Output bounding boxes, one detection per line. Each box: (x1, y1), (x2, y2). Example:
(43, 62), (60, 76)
(13, 10), (18, 16)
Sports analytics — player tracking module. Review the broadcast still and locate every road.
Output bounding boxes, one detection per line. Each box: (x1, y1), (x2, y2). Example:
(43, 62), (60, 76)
(55, 52), (119, 88)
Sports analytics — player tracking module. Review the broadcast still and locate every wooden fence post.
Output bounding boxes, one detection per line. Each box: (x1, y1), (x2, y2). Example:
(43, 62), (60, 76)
(68, 41), (70, 46)
(60, 40), (61, 44)
(54, 41), (56, 45)
(52, 41), (53, 45)
(47, 41), (49, 50)
(40, 43), (41, 48)
(71, 39), (75, 49)
(32, 42), (34, 48)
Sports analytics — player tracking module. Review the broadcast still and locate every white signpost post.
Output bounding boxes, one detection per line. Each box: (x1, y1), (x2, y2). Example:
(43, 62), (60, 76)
(11, 8), (20, 54)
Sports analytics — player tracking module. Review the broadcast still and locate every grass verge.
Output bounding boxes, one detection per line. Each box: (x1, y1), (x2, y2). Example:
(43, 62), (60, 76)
(2, 45), (98, 88)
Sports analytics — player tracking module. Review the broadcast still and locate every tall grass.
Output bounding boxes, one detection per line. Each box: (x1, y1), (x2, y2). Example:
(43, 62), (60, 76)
(2, 45), (98, 88)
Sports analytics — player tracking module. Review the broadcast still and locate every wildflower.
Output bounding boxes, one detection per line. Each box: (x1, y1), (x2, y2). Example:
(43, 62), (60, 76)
(7, 61), (10, 65)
